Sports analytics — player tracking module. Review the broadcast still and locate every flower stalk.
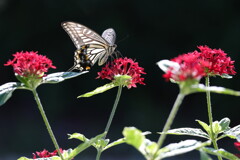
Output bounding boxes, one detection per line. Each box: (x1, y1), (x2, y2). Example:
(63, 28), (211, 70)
(96, 85), (123, 160)
(32, 89), (64, 160)
(205, 76), (222, 160)
(104, 85), (123, 138)
(154, 93), (185, 158)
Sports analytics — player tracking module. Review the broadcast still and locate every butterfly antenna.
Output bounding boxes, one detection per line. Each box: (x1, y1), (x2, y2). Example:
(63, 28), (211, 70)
(116, 34), (129, 44)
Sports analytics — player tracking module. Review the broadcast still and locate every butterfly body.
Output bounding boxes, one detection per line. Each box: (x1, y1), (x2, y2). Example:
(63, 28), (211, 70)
(62, 22), (117, 71)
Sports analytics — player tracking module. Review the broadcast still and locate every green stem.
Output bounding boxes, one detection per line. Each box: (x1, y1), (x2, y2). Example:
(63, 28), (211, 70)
(96, 85), (123, 160)
(96, 150), (102, 160)
(32, 89), (64, 160)
(205, 76), (222, 160)
(103, 85), (123, 138)
(155, 93), (185, 155)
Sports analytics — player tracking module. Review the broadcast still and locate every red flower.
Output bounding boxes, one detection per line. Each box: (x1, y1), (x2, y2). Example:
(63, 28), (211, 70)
(4, 51), (56, 78)
(234, 142), (240, 158)
(33, 148), (62, 159)
(97, 57), (146, 88)
(162, 52), (207, 81)
(197, 45), (236, 76)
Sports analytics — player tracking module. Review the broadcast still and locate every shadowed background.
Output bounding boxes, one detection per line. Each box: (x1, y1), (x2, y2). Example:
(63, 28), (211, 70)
(0, 0), (239, 159)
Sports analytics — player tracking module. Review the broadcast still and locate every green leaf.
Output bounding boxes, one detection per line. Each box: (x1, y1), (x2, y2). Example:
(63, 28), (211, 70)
(68, 133), (88, 141)
(103, 130), (151, 151)
(122, 127), (153, 158)
(145, 141), (159, 156)
(77, 82), (116, 98)
(220, 74), (233, 79)
(42, 71), (88, 84)
(196, 120), (211, 135)
(156, 59), (180, 73)
(68, 132), (109, 150)
(212, 121), (221, 134)
(223, 125), (240, 139)
(219, 117), (230, 132)
(202, 147), (240, 160)
(200, 149), (213, 160)
(0, 82), (23, 106)
(157, 140), (211, 159)
(159, 128), (209, 139)
(102, 138), (125, 151)
(192, 84), (240, 96)
(93, 138), (109, 149)
(67, 132), (106, 159)
(123, 127), (145, 149)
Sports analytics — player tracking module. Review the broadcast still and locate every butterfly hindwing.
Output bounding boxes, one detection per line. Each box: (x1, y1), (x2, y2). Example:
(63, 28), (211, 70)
(101, 28), (116, 46)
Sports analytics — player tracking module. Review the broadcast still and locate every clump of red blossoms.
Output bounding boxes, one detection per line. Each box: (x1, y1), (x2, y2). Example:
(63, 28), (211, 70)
(197, 45), (236, 76)
(32, 148), (63, 159)
(234, 142), (240, 158)
(163, 51), (208, 81)
(4, 51), (56, 78)
(97, 57), (146, 88)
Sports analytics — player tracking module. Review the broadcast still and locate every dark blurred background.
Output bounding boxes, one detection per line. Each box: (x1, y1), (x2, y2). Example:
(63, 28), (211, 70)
(0, 0), (239, 159)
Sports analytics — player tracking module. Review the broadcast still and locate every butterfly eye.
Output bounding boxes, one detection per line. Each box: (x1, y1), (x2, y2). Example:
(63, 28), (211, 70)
(62, 22), (118, 72)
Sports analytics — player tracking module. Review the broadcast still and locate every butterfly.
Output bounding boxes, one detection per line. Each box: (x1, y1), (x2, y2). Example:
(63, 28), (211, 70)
(61, 21), (117, 71)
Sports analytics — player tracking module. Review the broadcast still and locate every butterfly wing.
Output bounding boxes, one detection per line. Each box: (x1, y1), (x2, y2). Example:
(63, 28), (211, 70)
(61, 21), (109, 49)
(101, 28), (116, 46)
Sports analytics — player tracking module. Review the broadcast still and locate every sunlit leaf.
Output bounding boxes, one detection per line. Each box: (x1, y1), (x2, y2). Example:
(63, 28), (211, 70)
(68, 133), (88, 142)
(202, 147), (239, 160)
(223, 125), (240, 139)
(157, 140), (211, 159)
(220, 74), (232, 79)
(156, 60), (180, 73)
(196, 120), (211, 135)
(192, 84), (240, 96)
(42, 71), (88, 84)
(78, 82), (116, 98)
(122, 127), (152, 158)
(159, 128), (209, 139)
(0, 82), (23, 106)
(123, 127), (145, 149)
(212, 121), (221, 134)
(67, 132), (106, 159)
(103, 138), (126, 151)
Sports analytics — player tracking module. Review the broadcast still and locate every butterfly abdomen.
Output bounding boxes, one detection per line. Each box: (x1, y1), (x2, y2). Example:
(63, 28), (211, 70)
(74, 45), (93, 71)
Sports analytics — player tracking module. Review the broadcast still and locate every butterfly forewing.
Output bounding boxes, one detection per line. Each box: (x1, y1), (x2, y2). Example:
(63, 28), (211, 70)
(62, 22), (108, 48)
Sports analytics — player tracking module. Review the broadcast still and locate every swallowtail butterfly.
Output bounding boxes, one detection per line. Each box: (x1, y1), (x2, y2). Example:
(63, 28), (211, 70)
(62, 21), (117, 71)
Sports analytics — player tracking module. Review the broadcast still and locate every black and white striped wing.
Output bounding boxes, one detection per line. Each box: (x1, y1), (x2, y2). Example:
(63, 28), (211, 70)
(61, 21), (108, 48)
(62, 22), (112, 65)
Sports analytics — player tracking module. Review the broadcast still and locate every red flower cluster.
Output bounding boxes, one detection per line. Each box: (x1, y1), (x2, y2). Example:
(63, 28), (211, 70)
(4, 51), (56, 78)
(163, 51), (208, 81)
(197, 45), (236, 76)
(97, 57), (146, 88)
(162, 46), (236, 81)
(32, 148), (62, 159)
(234, 142), (240, 158)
